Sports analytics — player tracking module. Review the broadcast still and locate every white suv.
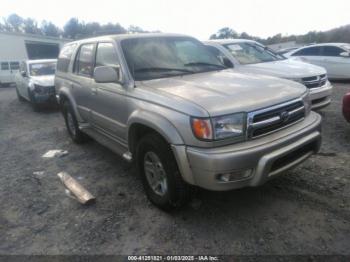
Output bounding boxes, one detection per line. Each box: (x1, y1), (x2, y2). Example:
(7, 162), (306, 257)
(204, 39), (333, 110)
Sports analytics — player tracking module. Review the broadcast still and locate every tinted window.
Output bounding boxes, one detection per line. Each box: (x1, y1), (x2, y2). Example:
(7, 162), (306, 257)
(75, 44), (95, 77)
(1, 62), (9, 70)
(57, 44), (77, 72)
(10, 62), (19, 70)
(321, 46), (344, 56)
(121, 37), (224, 81)
(95, 43), (119, 67)
(293, 47), (321, 56)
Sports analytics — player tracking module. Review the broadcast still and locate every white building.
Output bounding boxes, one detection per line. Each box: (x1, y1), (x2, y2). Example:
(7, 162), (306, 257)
(0, 32), (70, 86)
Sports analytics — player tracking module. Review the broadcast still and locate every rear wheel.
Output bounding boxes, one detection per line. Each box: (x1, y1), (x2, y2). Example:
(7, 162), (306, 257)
(136, 133), (191, 210)
(63, 100), (89, 144)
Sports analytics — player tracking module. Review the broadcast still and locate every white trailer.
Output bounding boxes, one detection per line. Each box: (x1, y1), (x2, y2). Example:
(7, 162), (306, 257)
(0, 32), (70, 86)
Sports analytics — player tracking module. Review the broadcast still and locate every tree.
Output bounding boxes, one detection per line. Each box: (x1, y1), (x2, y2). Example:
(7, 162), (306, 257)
(41, 21), (60, 37)
(128, 25), (144, 34)
(210, 27), (238, 39)
(24, 18), (41, 34)
(5, 13), (24, 32)
(63, 18), (82, 39)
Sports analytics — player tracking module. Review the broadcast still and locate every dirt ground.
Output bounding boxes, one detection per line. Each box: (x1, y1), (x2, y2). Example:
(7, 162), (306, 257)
(0, 82), (349, 256)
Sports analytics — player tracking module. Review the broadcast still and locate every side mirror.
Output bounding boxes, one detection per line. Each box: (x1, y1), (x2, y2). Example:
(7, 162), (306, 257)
(223, 57), (234, 68)
(94, 66), (122, 83)
(21, 71), (27, 77)
(340, 52), (350, 57)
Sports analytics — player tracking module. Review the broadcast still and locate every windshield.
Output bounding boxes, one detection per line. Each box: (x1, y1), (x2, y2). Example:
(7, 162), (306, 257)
(121, 37), (226, 81)
(29, 62), (56, 76)
(224, 42), (283, 65)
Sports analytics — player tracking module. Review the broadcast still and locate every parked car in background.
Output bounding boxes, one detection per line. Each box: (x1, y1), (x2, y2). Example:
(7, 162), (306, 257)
(15, 59), (57, 110)
(276, 47), (299, 56)
(285, 43), (350, 80)
(0, 61), (20, 87)
(55, 34), (322, 210)
(204, 39), (333, 110)
(343, 92), (350, 122)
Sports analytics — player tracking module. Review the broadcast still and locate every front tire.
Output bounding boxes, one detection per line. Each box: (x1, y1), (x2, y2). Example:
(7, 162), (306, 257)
(136, 133), (191, 210)
(16, 86), (25, 102)
(62, 101), (89, 144)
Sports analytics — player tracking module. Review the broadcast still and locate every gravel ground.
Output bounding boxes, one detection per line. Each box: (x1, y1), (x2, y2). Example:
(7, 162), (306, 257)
(0, 83), (349, 256)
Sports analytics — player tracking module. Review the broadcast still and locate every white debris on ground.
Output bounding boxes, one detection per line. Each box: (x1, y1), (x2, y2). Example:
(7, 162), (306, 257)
(33, 171), (45, 176)
(42, 150), (68, 158)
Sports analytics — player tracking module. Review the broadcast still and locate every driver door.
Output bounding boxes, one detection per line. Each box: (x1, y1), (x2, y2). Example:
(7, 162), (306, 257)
(90, 42), (128, 143)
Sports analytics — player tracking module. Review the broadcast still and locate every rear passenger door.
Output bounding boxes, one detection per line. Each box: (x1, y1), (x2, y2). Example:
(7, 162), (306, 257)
(72, 43), (96, 122)
(90, 42), (128, 143)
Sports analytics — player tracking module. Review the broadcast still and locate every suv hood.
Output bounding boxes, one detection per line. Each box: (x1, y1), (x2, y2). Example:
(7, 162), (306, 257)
(139, 70), (306, 117)
(238, 59), (326, 79)
(30, 75), (55, 86)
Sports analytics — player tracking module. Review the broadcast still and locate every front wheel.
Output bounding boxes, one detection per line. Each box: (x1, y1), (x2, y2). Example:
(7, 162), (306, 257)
(16, 86), (25, 102)
(136, 133), (191, 210)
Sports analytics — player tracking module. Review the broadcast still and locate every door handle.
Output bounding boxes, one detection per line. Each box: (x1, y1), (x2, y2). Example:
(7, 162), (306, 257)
(91, 87), (97, 95)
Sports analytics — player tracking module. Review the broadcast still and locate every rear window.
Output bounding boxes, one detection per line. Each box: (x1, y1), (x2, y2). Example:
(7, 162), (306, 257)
(321, 46), (344, 56)
(57, 44), (77, 72)
(1, 62), (9, 70)
(10, 62), (19, 70)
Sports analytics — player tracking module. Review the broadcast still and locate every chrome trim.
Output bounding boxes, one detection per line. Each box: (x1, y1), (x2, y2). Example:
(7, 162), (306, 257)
(247, 98), (305, 139)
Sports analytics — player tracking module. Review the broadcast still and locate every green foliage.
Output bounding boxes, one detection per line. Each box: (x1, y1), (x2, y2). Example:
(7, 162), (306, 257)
(0, 14), (149, 39)
(210, 26), (350, 45)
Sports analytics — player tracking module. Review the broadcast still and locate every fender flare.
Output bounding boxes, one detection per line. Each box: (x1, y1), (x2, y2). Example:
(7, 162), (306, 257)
(58, 87), (83, 122)
(127, 110), (184, 146)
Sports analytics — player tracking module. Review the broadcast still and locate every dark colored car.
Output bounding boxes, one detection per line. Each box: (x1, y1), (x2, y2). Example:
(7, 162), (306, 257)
(343, 92), (350, 122)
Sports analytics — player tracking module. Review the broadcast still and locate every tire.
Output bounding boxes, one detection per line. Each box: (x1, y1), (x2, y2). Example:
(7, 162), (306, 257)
(28, 89), (41, 111)
(16, 86), (25, 102)
(136, 133), (191, 210)
(62, 100), (89, 144)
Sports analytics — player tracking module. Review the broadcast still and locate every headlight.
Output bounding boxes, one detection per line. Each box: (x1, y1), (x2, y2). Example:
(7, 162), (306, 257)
(191, 113), (246, 141)
(212, 113), (245, 140)
(302, 91), (312, 115)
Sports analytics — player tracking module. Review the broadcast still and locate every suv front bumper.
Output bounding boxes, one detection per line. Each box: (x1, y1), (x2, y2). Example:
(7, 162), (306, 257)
(173, 111), (322, 191)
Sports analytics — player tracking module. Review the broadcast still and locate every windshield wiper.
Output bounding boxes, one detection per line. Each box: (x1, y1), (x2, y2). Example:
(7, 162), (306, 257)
(184, 62), (226, 69)
(134, 67), (194, 73)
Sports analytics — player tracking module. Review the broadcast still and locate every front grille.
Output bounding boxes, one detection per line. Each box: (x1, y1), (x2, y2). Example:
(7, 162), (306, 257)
(248, 99), (305, 138)
(302, 74), (327, 89)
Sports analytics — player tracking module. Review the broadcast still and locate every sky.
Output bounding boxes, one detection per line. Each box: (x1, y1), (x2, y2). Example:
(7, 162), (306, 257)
(1, 0), (350, 40)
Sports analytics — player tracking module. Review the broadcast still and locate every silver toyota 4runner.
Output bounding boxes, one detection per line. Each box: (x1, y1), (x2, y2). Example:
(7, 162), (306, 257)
(55, 33), (322, 210)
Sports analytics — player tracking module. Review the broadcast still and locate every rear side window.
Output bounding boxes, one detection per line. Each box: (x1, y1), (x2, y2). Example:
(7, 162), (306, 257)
(321, 46), (344, 57)
(292, 47), (321, 56)
(95, 43), (120, 67)
(74, 44), (95, 77)
(10, 62), (19, 70)
(57, 44), (77, 72)
(1, 62), (9, 70)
